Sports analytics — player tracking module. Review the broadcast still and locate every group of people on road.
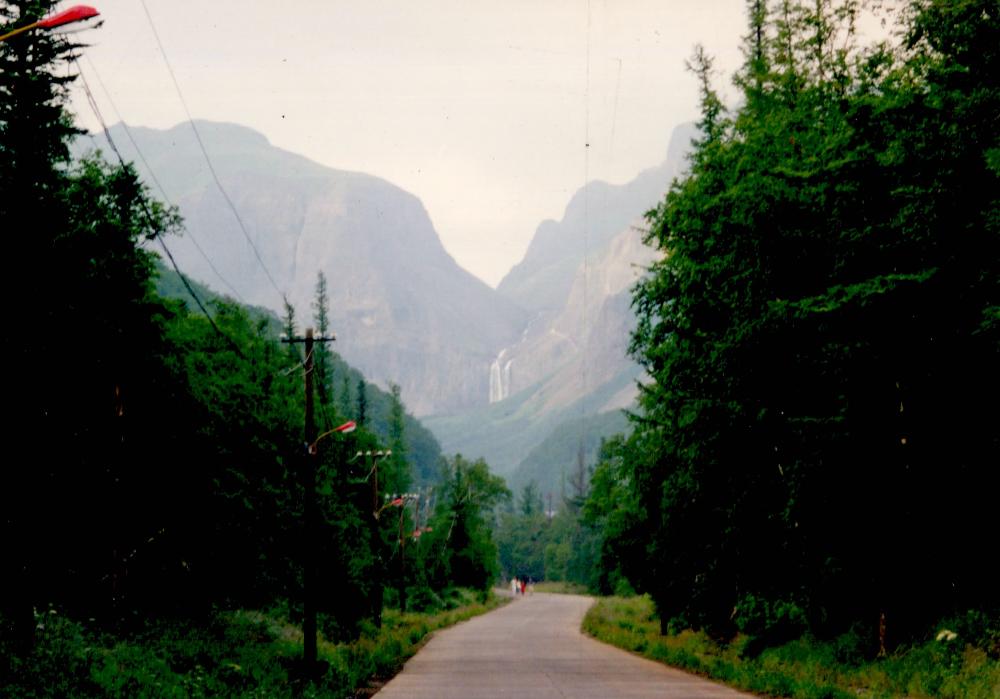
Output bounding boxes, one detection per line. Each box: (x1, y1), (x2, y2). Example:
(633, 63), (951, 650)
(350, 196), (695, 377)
(510, 576), (533, 596)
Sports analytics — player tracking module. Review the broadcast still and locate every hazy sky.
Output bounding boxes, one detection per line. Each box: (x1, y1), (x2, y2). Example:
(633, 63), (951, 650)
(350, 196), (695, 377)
(69, 1), (750, 287)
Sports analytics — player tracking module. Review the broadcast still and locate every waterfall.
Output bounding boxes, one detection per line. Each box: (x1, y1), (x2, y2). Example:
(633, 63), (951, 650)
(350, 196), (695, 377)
(489, 349), (513, 403)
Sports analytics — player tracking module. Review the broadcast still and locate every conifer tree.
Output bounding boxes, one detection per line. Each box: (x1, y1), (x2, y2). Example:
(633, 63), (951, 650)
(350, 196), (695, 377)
(1, 0), (176, 645)
(311, 271), (333, 409)
(612, 0), (1000, 642)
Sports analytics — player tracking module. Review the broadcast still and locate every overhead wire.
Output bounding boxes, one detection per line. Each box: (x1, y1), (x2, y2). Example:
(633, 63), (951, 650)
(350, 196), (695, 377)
(578, 0), (593, 491)
(81, 54), (245, 304)
(137, 0), (287, 307)
(74, 61), (246, 360)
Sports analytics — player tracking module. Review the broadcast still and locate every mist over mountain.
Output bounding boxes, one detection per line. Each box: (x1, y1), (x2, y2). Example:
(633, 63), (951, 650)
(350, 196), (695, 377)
(426, 124), (695, 485)
(77, 118), (693, 490)
(497, 122), (696, 317)
(79, 122), (526, 416)
(423, 221), (660, 479)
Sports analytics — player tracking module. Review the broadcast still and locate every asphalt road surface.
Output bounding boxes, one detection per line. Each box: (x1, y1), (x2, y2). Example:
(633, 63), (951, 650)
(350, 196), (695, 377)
(373, 592), (754, 698)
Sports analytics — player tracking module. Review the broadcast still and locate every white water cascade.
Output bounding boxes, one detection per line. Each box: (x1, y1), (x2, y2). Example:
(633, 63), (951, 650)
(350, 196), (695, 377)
(488, 349), (513, 403)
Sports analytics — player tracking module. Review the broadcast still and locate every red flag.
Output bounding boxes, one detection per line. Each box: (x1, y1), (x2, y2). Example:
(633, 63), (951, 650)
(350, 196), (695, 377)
(38, 5), (99, 29)
(333, 420), (356, 434)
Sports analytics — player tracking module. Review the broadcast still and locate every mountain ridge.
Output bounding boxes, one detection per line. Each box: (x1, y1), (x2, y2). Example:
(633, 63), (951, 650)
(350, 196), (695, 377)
(78, 120), (527, 416)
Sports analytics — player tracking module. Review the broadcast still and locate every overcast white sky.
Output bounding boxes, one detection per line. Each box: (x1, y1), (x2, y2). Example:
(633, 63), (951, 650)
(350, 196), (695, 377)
(69, 1), (750, 286)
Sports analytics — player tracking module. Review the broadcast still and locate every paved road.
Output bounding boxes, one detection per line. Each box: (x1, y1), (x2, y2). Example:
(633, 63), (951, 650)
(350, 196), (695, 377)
(374, 593), (754, 698)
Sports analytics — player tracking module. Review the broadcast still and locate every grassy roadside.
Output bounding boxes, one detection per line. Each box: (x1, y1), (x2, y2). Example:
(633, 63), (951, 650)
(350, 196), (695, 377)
(582, 595), (1000, 699)
(1, 589), (506, 698)
(530, 581), (590, 595)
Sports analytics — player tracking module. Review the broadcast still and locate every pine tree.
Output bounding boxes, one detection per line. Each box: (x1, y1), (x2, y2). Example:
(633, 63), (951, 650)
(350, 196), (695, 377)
(384, 382), (410, 494)
(311, 271), (333, 410)
(282, 297), (296, 339)
(615, 0), (999, 642)
(356, 377), (368, 427)
(1, 0), (176, 646)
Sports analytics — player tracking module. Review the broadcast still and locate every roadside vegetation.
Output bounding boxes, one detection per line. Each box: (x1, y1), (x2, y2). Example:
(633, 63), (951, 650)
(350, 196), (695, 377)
(584, 595), (1000, 699)
(530, 582), (590, 595)
(1, 589), (503, 699)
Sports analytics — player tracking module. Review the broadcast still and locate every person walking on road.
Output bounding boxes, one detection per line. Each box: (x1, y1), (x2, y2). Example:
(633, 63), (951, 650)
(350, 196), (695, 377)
(511, 577), (519, 596)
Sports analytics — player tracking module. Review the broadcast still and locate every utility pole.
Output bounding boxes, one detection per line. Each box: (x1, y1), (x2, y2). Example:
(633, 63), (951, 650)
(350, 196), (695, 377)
(282, 326), (335, 672)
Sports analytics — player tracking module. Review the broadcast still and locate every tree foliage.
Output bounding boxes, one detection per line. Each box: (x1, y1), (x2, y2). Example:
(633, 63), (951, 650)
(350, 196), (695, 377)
(495, 478), (604, 589)
(0, 1), (485, 668)
(600, 0), (999, 644)
(417, 455), (509, 592)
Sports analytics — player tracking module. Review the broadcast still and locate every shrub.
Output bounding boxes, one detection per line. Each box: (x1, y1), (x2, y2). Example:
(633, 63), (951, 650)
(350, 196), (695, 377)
(733, 594), (808, 658)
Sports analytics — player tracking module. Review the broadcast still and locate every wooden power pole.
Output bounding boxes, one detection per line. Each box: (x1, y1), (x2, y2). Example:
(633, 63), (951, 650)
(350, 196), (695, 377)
(282, 326), (335, 672)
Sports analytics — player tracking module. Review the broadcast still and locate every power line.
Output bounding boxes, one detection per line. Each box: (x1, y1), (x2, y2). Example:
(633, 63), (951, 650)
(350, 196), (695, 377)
(79, 55), (246, 304)
(138, 0), (286, 306)
(74, 62), (246, 360)
(577, 0), (593, 499)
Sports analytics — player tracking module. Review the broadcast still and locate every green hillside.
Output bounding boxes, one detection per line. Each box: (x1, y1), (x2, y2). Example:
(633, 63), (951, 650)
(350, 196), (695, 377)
(155, 263), (445, 485)
(507, 409), (630, 499)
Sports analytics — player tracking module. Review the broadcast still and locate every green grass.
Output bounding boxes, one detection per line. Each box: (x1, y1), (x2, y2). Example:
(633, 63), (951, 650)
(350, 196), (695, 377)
(1, 589), (506, 698)
(583, 595), (1000, 699)
(531, 581), (590, 595)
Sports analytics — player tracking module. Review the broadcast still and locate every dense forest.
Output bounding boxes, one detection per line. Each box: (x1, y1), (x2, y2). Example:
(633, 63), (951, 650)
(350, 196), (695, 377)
(495, 4), (998, 654)
(583, 0), (999, 652)
(1, 1), (508, 693)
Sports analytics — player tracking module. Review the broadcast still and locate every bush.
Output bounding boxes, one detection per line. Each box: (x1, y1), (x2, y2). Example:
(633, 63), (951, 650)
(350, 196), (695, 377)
(831, 624), (875, 666)
(733, 594), (808, 658)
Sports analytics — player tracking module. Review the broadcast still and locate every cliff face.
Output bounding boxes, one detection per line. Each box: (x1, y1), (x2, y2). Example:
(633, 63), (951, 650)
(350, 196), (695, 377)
(488, 222), (660, 412)
(486, 123), (695, 415)
(426, 124), (695, 478)
(88, 121), (527, 416)
(497, 122), (695, 317)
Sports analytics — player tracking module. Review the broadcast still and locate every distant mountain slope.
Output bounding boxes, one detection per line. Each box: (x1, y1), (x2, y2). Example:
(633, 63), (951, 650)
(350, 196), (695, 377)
(424, 223), (653, 478)
(423, 359), (638, 477)
(497, 122), (695, 317)
(493, 222), (660, 407)
(507, 409), (630, 498)
(154, 263), (445, 485)
(427, 124), (696, 490)
(80, 121), (527, 416)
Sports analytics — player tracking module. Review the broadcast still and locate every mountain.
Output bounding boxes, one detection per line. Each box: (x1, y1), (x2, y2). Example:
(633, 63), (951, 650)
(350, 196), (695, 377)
(425, 123), (695, 486)
(489, 220), (661, 407)
(78, 118), (695, 491)
(497, 122), (696, 317)
(79, 122), (527, 416)
(423, 222), (658, 477)
(509, 410), (630, 498)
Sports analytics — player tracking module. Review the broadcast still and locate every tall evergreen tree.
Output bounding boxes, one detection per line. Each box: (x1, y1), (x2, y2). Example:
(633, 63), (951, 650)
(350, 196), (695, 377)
(311, 271), (333, 410)
(357, 377), (368, 427)
(1, 0), (178, 645)
(607, 0), (999, 644)
(384, 382), (410, 495)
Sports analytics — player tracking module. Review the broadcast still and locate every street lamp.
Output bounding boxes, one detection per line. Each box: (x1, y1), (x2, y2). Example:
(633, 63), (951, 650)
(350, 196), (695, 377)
(309, 419), (356, 454)
(356, 450), (392, 519)
(0, 5), (100, 43)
